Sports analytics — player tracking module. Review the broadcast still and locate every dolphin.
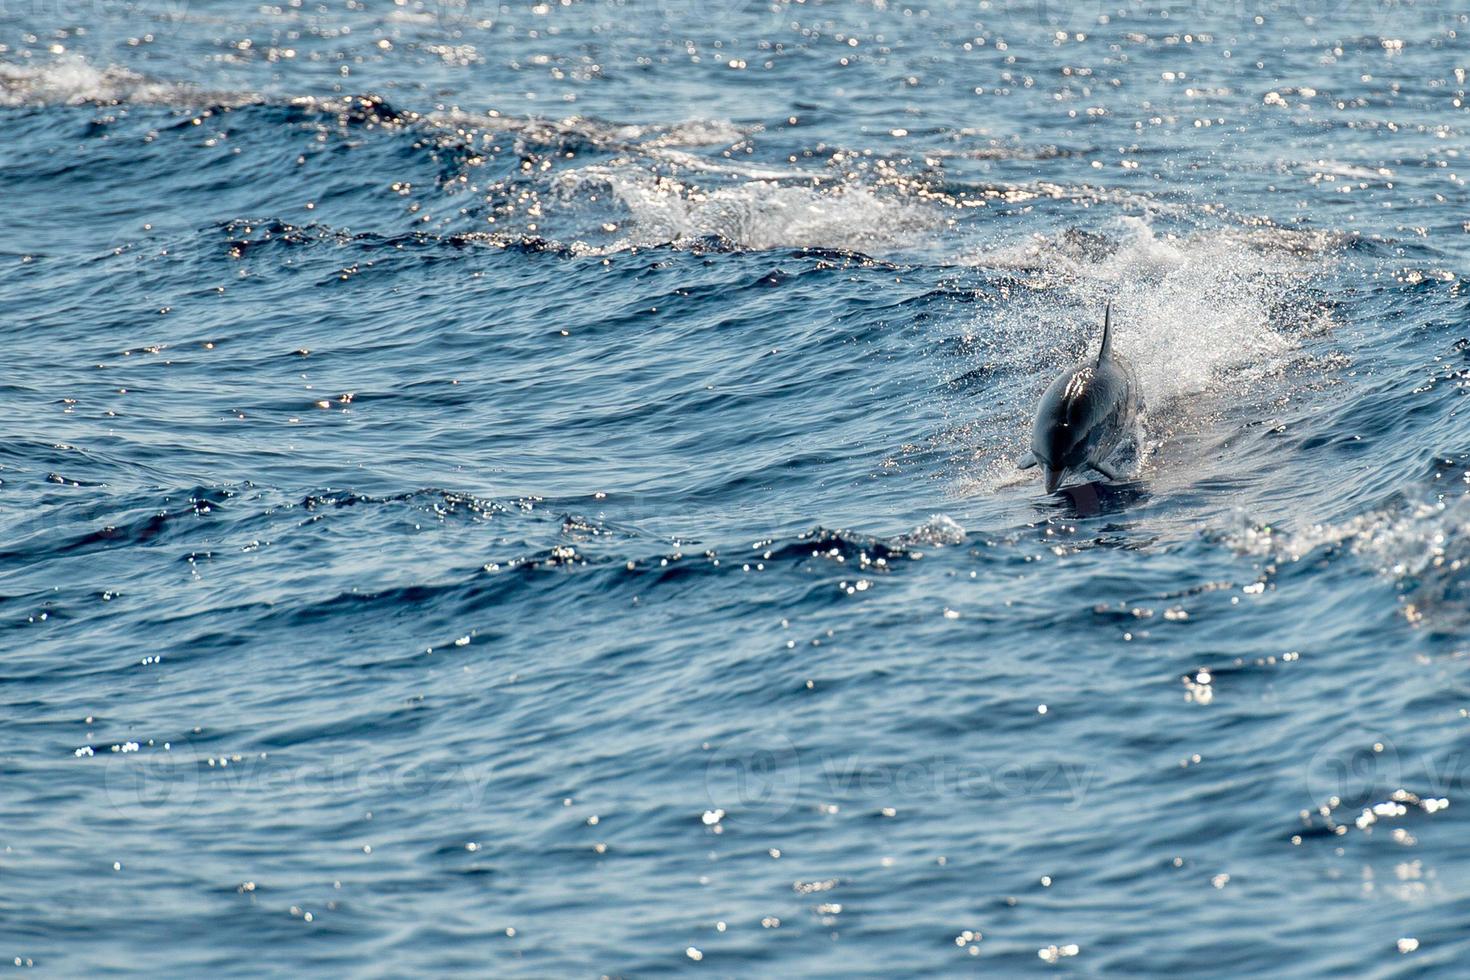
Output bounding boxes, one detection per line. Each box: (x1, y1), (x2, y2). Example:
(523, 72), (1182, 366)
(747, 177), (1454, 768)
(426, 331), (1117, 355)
(1018, 302), (1143, 493)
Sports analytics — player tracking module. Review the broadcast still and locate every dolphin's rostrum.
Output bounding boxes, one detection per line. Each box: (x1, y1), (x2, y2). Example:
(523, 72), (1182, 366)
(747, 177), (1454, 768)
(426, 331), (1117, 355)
(1018, 303), (1143, 492)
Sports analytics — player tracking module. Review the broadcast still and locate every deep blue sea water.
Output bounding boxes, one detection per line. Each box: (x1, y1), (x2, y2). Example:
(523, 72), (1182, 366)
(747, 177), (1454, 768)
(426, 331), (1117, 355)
(2, 0), (1469, 974)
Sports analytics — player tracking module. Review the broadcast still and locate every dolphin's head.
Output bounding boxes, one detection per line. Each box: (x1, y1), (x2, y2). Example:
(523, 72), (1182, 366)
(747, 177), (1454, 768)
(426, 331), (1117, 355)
(1030, 366), (1097, 492)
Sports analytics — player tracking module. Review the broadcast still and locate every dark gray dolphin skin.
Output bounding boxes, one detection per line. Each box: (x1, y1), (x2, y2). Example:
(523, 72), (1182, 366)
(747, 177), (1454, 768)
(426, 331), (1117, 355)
(1018, 303), (1143, 492)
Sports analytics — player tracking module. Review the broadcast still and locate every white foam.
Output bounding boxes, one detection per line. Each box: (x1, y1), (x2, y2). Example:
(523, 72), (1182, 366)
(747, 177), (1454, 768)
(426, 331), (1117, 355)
(1102, 219), (1298, 407)
(557, 167), (940, 252)
(0, 56), (184, 107)
(1298, 159), (1390, 181)
(1230, 496), (1470, 573)
(899, 514), (967, 547)
(979, 217), (1304, 407)
(627, 119), (753, 149)
(1226, 494), (1470, 624)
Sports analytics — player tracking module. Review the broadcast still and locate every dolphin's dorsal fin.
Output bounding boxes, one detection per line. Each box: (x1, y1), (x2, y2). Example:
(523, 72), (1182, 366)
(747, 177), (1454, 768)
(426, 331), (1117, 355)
(1096, 301), (1113, 366)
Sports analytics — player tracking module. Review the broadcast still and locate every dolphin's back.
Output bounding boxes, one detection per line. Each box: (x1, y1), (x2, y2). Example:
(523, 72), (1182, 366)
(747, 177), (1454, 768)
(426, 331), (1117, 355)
(1023, 304), (1144, 488)
(1083, 356), (1141, 458)
(1033, 351), (1140, 468)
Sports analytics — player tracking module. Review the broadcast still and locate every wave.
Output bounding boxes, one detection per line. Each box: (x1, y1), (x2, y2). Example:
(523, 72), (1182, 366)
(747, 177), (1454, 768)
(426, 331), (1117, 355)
(0, 55), (236, 107)
(1225, 493), (1470, 630)
(0, 54), (944, 255)
(551, 167), (943, 252)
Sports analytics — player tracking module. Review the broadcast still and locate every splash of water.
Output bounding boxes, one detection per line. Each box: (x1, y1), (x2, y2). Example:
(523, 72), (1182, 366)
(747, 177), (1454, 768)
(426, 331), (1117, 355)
(555, 167), (943, 252)
(0, 55), (189, 106)
(950, 216), (1330, 492)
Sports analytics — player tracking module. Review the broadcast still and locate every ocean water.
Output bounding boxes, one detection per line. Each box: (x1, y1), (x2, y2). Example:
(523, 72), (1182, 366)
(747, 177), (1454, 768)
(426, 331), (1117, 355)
(2, 0), (1469, 974)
